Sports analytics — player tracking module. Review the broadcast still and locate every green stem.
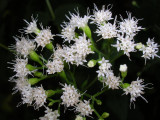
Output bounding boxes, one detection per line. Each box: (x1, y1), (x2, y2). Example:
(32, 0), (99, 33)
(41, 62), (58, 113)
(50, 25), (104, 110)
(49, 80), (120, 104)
(69, 71), (77, 88)
(39, 55), (48, 63)
(110, 51), (123, 63)
(93, 88), (108, 97)
(59, 71), (70, 84)
(85, 77), (97, 90)
(46, 0), (55, 21)
(0, 43), (15, 53)
(91, 105), (101, 118)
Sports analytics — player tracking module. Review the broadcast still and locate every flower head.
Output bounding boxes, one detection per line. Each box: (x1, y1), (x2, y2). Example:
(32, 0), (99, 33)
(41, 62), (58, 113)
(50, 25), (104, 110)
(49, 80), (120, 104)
(75, 100), (93, 117)
(119, 64), (127, 72)
(140, 38), (160, 63)
(123, 78), (148, 105)
(95, 22), (117, 39)
(35, 28), (54, 48)
(91, 4), (113, 24)
(61, 84), (81, 107)
(24, 16), (38, 34)
(119, 13), (143, 36)
(39, 108), (59, 120)
(12, 58), (31, 78)
(14, 37), (36, 58)
(33, 85), (47, 109)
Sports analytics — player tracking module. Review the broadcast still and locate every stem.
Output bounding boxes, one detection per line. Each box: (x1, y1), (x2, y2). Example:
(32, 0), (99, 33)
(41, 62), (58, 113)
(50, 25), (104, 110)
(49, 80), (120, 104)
(69, 71), (77, 88)
(39, 55), (48, 63)
(0, 43), (15, 53)
(46, 0), (55, 21)
(91, 105), (101, 118)
(85, 77), (97, 90)
(59, 71), (70, 84)
(110, 51), (123, 63)
(93, 88), (108, 97)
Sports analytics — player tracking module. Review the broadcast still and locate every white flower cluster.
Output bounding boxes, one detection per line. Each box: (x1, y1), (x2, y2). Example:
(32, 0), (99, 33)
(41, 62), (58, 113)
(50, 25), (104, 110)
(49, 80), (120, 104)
(140, 38), (160, 63)
(123, 78), (147, 104)
(39, 108), (59, 120)
(62, 34), (94, 66)
(14, 37), (36, 58)
(97, 57), (120, 89)
(61, 84), (93, 117)
(61, 84), (80, 107)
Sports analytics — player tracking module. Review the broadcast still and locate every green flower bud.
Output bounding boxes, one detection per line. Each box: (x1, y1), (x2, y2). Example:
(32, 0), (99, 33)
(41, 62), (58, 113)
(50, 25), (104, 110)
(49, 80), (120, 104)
(96, 99), (102, 105)
(34, 71), (44, 77)
(28, 78), (40, 85)
(81, 25), (92, 40)
(87, 59), (97, 67)
(122, 83), (130, 89)
(46, 42), (54, 51)
(35, 28), (41, 35)
(46, 90), (56, 97)
(101, 112), (109, 118)
(29, 51), (43, 65)
(26, 64), (36, 71)
(98, 76), (104, 82)
(136, 43), (143, 49)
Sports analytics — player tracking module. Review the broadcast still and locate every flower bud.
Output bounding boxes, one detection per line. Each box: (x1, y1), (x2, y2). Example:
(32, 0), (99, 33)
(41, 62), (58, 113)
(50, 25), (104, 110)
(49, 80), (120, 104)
(46, 42), (54, 51)
(75, 115), (85, 120)
(136, 43), (143, 49)
(101, 112), (109, 118)
(28, 78), (40, 85)
(96, 99), (102, 105)
(122, 83), (130, 89)
(34, 71), (44, 77)
(119, 64), (127, 72)
(46, 90), (56, 97)
(81, 25), (92, 40)
(26, 64), (36, 71)
(87, 59), (97, 67)
(29, 51), (43, 65)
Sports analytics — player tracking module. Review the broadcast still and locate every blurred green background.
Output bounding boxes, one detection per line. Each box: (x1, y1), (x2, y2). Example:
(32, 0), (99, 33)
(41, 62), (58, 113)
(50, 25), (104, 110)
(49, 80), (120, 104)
(0, 0), (160, 120)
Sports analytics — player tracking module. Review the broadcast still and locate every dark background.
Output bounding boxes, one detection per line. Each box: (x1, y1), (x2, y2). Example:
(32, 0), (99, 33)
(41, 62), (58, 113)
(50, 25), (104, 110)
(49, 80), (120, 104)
(0, 0), (160, 120)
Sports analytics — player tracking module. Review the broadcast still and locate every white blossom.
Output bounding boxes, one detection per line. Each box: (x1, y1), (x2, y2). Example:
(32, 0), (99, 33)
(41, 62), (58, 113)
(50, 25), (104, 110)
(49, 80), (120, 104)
(75, 115), (83, 120)
(14, 37), (36, 58)
(46, 58), (64, 74)
(33, 85), (47, 109)
(61, 84), (80, 107)
(119, 13), (143, 36)
(24, 16), (38, 34)
(75, 100), (93, 117)
(123, 78), (148, 105)
(91, 4), (113, 24)
(112, 35), (136, 57)
(39, 108), (59, 120)
(96, 57), (112, 77)
(140, 38), (160, 63)
(12, 58), (31, 78)
(63, 34), (94, 66)
(95, 22), (117, 39)
(119, 64), (127, 72)
(67, 11), (90, 28)
(35, 28), (54, 48)
(60, 22), (75, 43)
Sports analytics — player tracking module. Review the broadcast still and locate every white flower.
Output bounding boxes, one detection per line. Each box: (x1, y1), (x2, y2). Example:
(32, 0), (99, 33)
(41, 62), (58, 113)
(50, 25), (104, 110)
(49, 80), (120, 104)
(75, 115), (83, 120)
(75, 100), (93, 117)
(46, 58), (64, 74)
(12, 58), (31, 78)
(14, 37), (36, 58)
(102, 75), (120, 89)
(123, 78), (147, 104)
(119, 64), (127, 72)
(112, 35), (136, 57)
(60, 22), (75, 43)
(91, 4), (113, 24)
(33, 85), (47, 109)
(63, 34), (94, 66)
(24, 16), (38, 34)
(95, 22), (117, 39)
(96, 57), (112, 77)
(140, 38), (160, 63)
(53, 45), (64, 59)
(119, 13), (143, 36)
(35, 28), (54, 48)
(12, 77), (30, 93)
(61, 84), (81, 107)
(39, 108), (59, 120)
(21, 85), (34, 105)
(67, 11), (90, 28)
